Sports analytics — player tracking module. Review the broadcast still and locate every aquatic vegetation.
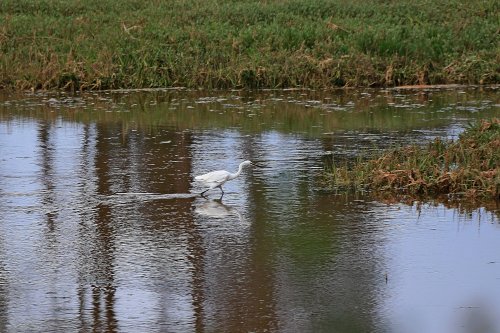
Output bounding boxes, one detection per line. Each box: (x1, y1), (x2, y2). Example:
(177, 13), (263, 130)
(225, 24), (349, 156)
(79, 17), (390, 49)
(323, 118), (500, 201)
(0, 0), (498, 90)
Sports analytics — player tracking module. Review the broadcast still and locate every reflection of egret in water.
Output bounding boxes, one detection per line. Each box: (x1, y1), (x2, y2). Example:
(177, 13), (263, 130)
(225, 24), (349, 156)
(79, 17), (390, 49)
(195, 199), (244, 222)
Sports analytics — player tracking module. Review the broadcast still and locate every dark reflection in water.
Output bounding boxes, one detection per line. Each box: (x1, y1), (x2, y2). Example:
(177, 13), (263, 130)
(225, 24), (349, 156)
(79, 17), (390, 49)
(0, 88), (499, 333)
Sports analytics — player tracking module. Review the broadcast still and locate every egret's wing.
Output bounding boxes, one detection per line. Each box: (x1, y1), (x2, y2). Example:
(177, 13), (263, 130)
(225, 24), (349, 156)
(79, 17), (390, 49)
(195, 170), (230, 185)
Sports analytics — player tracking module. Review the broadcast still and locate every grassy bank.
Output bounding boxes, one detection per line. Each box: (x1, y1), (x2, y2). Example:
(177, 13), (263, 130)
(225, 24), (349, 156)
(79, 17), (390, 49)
(322, 118), (500, 201)
(1, 0), (499, 91)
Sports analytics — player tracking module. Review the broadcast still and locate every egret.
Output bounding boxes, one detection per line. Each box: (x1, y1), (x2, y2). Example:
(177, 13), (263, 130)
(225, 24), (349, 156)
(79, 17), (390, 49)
(195, 160), (254, 197)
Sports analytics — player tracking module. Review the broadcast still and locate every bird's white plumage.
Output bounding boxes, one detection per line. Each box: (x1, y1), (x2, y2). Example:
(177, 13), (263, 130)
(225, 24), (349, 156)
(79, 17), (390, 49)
(195, 170), (231, 188)
(195, 160), (253, 196)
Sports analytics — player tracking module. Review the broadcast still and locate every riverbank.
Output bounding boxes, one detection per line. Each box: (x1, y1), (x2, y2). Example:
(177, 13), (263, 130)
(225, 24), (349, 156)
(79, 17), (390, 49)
(322, 118), (500, 201)
(1, 0), (498, 91)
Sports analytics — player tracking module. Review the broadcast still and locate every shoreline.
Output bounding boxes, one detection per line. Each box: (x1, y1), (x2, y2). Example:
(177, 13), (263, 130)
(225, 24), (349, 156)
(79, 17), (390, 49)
(1, 84), (498, 95)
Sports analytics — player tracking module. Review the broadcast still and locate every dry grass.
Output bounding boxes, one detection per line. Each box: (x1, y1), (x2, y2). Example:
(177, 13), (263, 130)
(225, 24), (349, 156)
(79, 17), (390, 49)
(323, 118), (500, 201)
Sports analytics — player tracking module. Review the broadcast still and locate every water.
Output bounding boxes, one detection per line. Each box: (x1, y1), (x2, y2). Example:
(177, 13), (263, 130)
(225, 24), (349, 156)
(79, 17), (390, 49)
(0, 87), (499, 333)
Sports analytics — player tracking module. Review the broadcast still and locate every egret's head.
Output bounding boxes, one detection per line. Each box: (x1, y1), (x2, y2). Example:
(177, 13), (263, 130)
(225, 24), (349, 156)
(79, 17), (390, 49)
(241, 160), (252, 167)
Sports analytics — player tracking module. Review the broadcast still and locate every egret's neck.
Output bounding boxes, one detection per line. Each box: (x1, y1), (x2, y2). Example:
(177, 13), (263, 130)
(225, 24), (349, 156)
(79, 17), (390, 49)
(228, 163), (245, 180)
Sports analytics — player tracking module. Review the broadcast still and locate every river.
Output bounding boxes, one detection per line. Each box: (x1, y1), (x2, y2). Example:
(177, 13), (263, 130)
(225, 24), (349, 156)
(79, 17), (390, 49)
(0, 87), (499, 333)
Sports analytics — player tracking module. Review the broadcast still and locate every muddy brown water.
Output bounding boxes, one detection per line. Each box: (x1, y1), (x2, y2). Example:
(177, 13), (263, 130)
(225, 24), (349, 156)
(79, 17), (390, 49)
(0, 88), (499, 333)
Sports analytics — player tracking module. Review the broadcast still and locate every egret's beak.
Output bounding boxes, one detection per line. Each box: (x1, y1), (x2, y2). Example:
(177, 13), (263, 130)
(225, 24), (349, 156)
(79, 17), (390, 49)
(251, 162), (264, 168)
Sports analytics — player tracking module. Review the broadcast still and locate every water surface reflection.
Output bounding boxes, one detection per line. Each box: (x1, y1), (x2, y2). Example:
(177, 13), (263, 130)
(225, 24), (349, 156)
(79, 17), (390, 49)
(0, 88), (499, 332)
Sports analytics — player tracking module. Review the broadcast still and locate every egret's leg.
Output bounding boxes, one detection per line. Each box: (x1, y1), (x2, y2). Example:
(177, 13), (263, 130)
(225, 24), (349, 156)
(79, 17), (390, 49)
(218, 185), (224, 194)
(200, 188), (210, 197)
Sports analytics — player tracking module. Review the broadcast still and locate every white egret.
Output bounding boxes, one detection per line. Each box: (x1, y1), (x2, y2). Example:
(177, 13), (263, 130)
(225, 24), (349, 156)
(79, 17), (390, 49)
(195, 160), (255, 197)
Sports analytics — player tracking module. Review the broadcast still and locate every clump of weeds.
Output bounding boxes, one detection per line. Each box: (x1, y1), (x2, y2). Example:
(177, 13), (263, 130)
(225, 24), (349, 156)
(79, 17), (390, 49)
(323, 118), (500, 201)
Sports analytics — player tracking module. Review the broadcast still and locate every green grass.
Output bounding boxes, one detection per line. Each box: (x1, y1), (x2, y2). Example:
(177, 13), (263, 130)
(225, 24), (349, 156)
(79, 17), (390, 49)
(322, 118), (500, 201)
(1, 0), (499, 90)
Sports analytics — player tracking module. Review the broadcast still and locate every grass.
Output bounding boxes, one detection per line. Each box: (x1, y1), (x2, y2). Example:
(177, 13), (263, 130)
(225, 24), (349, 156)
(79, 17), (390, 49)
(0, 0), (499, 91)
(322, 118), (500, 201)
